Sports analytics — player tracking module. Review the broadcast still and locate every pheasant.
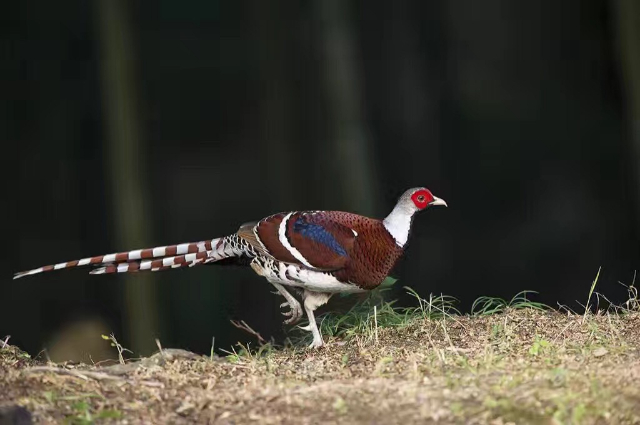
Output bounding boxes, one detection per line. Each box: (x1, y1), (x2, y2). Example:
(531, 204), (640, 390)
(14, 187), (446, 348)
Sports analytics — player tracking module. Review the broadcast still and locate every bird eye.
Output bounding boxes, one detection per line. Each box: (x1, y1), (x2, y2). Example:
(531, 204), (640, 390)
(417, 195), (425, 202)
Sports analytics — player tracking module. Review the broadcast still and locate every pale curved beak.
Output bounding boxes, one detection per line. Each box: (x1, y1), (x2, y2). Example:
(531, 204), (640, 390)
(430, 196), (448, 207)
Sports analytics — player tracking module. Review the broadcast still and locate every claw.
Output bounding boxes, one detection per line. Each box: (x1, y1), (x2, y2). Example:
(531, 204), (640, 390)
(267, 281), (303, 325)
(284, 316), (298, 325)
(278, 299), (302, 324)
(298, 324), (313, 332)
(284, 313), (301, 324)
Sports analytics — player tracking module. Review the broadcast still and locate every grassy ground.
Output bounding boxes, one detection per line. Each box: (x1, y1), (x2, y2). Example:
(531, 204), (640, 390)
(2, 286), (640, 424)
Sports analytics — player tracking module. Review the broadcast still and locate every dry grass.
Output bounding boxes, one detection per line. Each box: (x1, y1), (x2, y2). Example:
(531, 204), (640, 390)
(2, 306), (640, 424)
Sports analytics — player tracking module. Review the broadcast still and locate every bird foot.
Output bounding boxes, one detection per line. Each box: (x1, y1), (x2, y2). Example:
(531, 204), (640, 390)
(297, 324), (324, 348)
(307, 336), (324, 349)
(280, 300), (303, 325)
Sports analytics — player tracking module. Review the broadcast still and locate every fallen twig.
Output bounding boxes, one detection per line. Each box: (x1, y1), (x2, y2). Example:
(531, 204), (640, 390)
(25, 365), (165, 388)
(230, 319), (266, 345)
(26, 366), (124, 381)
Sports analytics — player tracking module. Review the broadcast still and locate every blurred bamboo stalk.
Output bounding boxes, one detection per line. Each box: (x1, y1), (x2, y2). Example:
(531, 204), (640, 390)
(253, 2), (294, 206)
(94, 0), (158, 355)
(615, 0), (640, 220)
(316, 0), (380, 214)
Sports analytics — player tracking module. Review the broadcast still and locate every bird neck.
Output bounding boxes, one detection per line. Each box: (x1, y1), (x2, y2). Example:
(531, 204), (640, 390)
(382, 204), (416, 248)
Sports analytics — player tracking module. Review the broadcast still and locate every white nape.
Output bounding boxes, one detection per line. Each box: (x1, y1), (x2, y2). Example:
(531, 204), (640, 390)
(382, 203), (417, 247)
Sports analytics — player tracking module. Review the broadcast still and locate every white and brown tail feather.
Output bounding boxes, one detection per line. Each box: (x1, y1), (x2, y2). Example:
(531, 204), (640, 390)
(13, 235), (254, 280)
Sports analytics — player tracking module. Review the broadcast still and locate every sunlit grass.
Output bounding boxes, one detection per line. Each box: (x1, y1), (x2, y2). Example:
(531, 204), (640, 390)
(471, 290), (549, 316)
(314, 288), (412, 343)
(291, 283), (545, 347)
(245, 268), (639, 352)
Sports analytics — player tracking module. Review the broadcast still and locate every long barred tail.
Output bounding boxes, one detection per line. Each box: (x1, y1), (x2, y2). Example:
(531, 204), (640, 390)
(88, 251), (212, 275)
(13, 235), (251, 280)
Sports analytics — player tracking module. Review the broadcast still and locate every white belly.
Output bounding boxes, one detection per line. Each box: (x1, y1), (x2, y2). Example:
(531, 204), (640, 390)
(252, 258), (366, 294)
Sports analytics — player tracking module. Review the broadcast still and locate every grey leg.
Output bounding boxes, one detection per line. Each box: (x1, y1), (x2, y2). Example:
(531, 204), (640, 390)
(249, 258), (329, 336)
(299, 290), (332, 348)
(268, 280), (303, 324)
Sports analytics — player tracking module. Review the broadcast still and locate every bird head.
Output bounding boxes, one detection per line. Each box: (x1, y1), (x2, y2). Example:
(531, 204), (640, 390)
(399, 187), (447, 212)
(383, 187), (447, 247)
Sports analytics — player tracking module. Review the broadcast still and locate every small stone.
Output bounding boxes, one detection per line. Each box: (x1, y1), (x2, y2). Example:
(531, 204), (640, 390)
(593, 347), (608, 357)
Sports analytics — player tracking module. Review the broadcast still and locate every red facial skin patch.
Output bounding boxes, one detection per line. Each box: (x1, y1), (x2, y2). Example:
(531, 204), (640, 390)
(411, 189), (434, 209)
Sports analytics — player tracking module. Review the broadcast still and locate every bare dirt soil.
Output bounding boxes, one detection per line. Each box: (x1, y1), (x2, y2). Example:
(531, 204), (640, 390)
(2, 309), (640, 424)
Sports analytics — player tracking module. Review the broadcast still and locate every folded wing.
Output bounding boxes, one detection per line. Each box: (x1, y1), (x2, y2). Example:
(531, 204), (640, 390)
(240, 212), (356, 271)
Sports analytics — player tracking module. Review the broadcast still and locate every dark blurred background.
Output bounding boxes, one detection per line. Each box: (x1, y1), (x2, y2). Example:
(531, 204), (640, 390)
(3, 0), (639, 360)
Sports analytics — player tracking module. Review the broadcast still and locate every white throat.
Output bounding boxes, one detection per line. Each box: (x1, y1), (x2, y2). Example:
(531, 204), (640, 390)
(383, 204), (416, 247)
